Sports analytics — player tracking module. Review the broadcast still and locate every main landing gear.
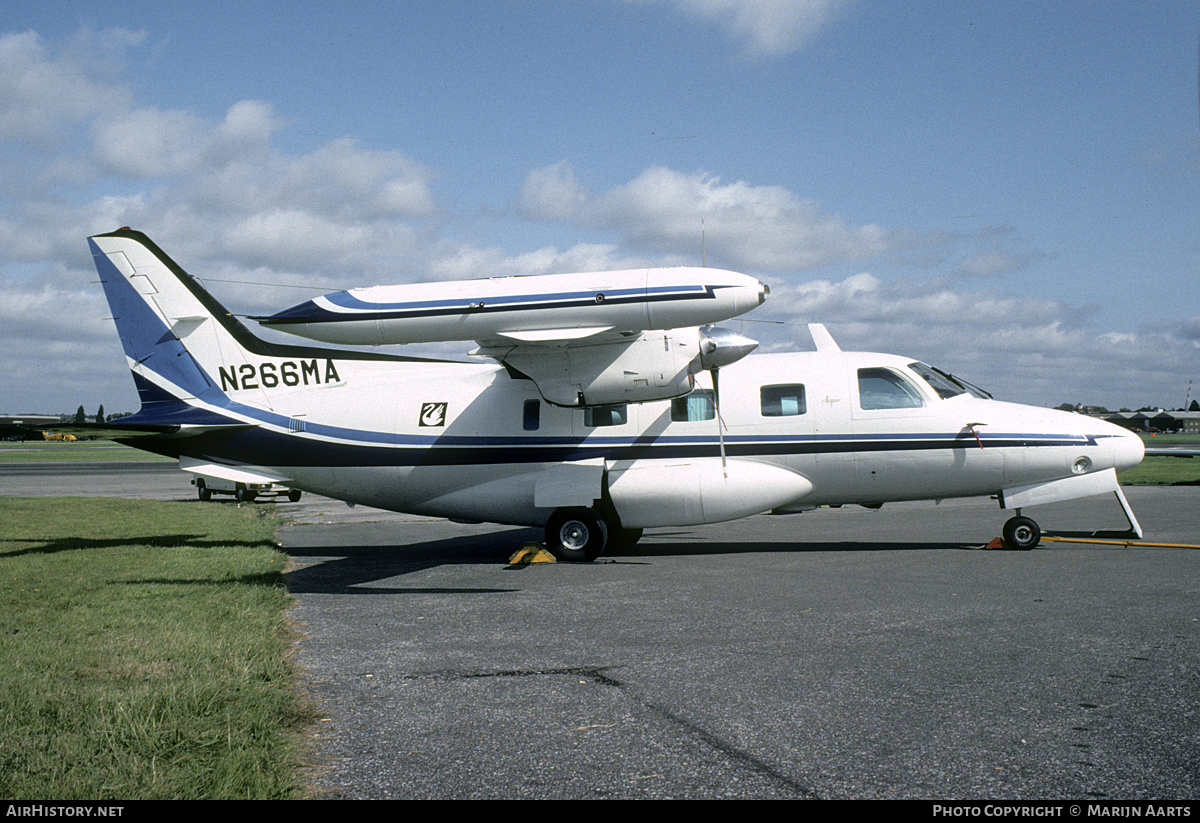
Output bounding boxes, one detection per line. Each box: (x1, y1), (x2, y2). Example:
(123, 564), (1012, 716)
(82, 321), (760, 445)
(543, 506), (642, 562)
(1002, 514), (1041, 550)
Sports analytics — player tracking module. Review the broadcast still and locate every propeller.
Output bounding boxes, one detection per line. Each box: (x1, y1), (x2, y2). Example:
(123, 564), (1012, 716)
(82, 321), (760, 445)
(712, 366), (728, 476)
(696, 326), (759, 478)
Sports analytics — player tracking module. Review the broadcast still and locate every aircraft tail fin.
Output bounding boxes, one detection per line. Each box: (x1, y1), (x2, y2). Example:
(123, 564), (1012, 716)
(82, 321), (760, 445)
(89, 229), (281, 425)
(88, 228), (440, 433)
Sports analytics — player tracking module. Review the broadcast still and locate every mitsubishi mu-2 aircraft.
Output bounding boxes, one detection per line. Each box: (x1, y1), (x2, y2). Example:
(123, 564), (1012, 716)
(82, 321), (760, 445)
(83, 228), (1146, 560)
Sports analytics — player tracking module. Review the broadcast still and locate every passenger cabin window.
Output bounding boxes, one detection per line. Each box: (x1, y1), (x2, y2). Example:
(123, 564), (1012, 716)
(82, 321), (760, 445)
(584, 404), (627, 427)
(761, 384), (806, 417)
(857, 368), (925, 410)
(523, 399), (540, 431)
(671, 390), (715, 422)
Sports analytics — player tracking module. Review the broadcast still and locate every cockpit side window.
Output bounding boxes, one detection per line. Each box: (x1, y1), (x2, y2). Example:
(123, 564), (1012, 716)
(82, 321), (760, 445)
(907, 362), (966, 399)
(857, 368), (925, 410)
(907, 361), (991, 400)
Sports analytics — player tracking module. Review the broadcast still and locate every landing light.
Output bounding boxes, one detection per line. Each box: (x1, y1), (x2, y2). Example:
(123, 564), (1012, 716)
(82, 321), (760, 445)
(1072, 456), (1092, 474)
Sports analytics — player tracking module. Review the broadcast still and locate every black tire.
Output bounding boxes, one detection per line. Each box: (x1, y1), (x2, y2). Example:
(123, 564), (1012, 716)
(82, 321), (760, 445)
(545, 507), (609, 562)
(235, 486), (256, 504)
(1003, 515), (1041, 550)
(197, 480), (211, 502)
(287, 489), (302, 502)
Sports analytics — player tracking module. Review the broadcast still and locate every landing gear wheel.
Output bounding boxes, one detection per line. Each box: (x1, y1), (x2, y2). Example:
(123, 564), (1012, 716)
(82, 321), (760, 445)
(196, 480), (211, 501)
(545, 507), (609, 562)
(1003, 515), (1041, 550)
(287, 489), (302, 502)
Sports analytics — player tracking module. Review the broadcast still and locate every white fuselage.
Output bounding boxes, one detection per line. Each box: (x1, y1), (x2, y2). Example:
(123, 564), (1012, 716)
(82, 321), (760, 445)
(86, 228), (1146, 555)
(195, 347), (1144, 529)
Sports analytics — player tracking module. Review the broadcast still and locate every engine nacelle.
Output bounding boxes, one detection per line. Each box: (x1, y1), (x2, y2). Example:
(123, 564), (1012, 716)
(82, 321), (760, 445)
(492, 328), (701, 406)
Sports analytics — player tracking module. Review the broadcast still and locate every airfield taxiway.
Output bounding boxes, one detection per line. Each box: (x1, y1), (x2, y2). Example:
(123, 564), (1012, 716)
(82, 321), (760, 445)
(2, 461), (1198, 799)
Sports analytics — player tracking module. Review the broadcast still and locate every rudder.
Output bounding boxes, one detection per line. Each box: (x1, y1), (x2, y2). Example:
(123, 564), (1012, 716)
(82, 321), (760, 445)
(89, 229), (244, 409)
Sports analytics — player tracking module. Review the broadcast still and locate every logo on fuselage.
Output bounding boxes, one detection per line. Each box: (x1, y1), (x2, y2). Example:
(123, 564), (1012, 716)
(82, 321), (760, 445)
(420, 402), (448, 427)
(218, 359), (341, 392)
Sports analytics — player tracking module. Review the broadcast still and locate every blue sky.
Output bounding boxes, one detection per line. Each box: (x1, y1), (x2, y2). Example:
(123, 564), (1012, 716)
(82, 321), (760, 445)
(2, 0), (1198, 414)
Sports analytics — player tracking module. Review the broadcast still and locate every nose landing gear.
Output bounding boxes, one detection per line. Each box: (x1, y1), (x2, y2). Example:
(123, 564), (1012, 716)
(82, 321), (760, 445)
(1002, 514), (1041, 550)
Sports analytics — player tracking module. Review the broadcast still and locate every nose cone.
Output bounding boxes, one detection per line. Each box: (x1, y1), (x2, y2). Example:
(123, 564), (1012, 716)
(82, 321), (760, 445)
(726, 273), (769, 317)
(1111, 426), (1145, 474)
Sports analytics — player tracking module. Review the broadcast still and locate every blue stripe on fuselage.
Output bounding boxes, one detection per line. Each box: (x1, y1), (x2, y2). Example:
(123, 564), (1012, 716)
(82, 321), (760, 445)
(259, 284), (726, 325)
(167, 423), (1097, 468)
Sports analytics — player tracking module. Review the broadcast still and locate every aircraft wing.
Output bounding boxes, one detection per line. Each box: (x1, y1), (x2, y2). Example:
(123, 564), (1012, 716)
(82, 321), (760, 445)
(253, 267), (768, 346)
(252, 266), (769, 407)
(473, 325), (759, 407)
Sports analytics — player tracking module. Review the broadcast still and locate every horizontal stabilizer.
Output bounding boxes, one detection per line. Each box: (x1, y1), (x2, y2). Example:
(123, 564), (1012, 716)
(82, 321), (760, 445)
(179, 457), (291, 485)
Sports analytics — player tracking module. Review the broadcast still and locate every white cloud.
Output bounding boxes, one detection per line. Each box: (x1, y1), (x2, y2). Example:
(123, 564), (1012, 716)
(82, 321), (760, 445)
(92, 106), (210, 177)
(0, 27), (446, 411)
(519, 161), (590, 220)
(520, 164), (898, 271)
(645, 0), (853, 56)
(0, 28), (138, 144)
(955, 250), (1044, 279)
(0, 29), (438, 280)
(0, 267), (136, 415)
(428, 242), (661, 282)
(757, 274), (1196, 409)
(90, 99), (283, 180)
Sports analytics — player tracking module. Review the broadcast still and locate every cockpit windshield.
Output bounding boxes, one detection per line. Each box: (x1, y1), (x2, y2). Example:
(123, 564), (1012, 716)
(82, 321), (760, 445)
(908, 362), (992, 400)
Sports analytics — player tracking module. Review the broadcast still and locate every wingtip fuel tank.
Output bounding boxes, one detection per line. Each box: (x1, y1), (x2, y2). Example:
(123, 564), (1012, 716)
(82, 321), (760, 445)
(253, 267), (769, 346)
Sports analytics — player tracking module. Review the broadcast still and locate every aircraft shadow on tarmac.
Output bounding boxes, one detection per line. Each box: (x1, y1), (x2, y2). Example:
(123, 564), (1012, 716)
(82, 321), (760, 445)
(621, 535), (969, 558)
(281, 528), (969, 595)
(283, 529), (539, 594)
(0, 533), (275, 559)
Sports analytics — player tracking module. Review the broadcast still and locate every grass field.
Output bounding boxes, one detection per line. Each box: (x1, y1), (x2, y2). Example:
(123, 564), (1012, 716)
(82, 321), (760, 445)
(0, 440), (173, 463)
(1117, 433), (1200, 486)
(0, 497), (312, 799)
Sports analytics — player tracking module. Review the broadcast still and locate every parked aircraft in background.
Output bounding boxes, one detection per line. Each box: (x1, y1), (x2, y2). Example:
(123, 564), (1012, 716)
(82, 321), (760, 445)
(76, 228), (1144, 560)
